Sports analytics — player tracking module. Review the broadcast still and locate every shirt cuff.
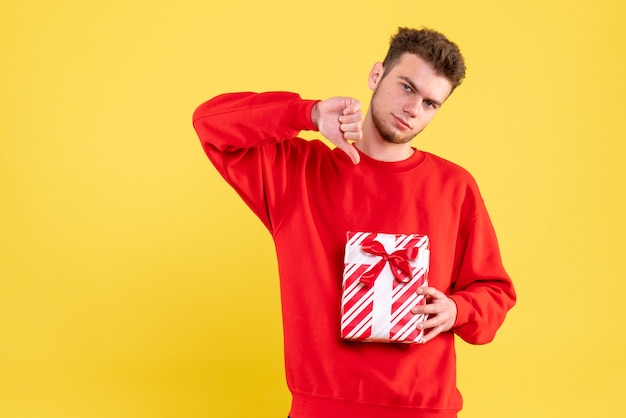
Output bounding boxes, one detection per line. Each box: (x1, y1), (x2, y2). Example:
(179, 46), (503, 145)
(288, 98), (321, 132)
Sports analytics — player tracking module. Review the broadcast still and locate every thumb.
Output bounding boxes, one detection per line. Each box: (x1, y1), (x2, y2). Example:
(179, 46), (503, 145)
(339, 142), (360, 165)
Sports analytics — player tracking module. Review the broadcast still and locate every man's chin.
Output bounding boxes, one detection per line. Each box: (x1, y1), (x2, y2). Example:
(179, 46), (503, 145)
(381, 133), (417, 145)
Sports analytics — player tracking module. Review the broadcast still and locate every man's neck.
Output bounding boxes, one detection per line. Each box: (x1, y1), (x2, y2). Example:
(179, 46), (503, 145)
(355, 116), (415, 162)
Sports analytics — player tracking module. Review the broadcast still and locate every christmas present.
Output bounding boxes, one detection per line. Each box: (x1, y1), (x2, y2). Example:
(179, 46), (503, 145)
(340, 231), (430, 343)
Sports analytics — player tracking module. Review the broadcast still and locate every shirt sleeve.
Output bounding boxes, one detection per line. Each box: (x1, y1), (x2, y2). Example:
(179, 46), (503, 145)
(192, 91), (319, 232)
(448, 184), (517, 345)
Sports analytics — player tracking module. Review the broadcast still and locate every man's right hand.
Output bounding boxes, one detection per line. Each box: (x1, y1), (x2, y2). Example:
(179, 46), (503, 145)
(311, 97), (363, 164)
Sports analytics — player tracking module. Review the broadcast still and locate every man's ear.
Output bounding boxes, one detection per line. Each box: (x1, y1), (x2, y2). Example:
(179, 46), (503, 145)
(368, 62), (384, 90)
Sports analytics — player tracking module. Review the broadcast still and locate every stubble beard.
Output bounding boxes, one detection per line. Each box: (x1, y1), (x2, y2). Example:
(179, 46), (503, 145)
(370, 89), (421, 145)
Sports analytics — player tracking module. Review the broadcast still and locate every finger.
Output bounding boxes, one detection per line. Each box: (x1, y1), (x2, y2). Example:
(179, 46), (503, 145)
(420, 326), (445, 344)
(340, 116), (363, 141)
(343, 98), (362, 115)
(416, 286), (446, 300)
(411, 303), (442, 315)
(345, 147), (360, 164)
(343, 131), (362, 142)
(337, 142), (360, 164)
(340, 121), (362, 134)
(339, 111), (363, 124)
(416, 315), (444, 330)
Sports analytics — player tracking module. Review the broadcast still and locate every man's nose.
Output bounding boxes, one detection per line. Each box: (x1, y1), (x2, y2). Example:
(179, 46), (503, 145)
(403, 98), (420, 117)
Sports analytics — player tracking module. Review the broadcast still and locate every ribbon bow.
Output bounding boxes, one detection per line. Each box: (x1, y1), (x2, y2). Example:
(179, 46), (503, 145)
(359, 236), (419, 287)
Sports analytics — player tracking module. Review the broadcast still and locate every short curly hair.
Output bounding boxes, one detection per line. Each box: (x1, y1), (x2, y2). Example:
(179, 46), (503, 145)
(382, 27), (466, 91)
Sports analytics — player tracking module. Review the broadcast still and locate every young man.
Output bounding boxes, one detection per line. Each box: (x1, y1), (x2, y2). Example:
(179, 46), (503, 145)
(193, 28), (516, 418)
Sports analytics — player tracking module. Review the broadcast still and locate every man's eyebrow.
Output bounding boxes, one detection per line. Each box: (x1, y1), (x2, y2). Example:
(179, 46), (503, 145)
(399, 76), (443, 106)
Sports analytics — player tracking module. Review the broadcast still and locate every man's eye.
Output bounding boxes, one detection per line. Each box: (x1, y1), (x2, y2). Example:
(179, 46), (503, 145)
(402, 84), (411, 91)
(424, 100), (435, 108)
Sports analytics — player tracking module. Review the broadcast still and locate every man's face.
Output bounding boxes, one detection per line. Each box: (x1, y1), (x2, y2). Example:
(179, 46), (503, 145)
(369, 53), (453, 144)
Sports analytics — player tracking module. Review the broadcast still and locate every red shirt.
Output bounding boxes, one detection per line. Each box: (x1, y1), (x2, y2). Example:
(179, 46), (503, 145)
(193, 91), (516, 418)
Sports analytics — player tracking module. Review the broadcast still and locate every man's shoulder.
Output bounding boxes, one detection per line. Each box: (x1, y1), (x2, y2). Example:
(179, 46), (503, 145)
(424, 152), (475, 180)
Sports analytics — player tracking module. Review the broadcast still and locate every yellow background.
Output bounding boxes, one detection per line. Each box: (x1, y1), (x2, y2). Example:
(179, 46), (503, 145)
(2, 0), (625, 417)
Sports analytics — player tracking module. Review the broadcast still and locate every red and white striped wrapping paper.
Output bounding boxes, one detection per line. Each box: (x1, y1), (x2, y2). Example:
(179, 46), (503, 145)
(340, 231), (430, 343)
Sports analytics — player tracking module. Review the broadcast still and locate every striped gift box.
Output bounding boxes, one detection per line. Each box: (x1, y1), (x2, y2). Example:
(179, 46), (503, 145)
(340, 231), (430, 343)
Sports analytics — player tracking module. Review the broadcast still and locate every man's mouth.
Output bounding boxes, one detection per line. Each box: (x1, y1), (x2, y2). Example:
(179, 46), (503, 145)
(392, 115), (411, 130)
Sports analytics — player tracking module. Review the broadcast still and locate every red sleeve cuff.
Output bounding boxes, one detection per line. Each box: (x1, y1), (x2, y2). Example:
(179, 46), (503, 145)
(449, 294), (471, 328)
(288, 98), (321, 132)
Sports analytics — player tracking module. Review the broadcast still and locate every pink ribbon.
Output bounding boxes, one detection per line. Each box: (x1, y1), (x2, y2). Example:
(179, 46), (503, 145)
(359, 236), (418, 287)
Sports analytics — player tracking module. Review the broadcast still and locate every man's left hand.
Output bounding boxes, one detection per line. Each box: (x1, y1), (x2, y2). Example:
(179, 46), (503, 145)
(411, 287), (457, 344)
